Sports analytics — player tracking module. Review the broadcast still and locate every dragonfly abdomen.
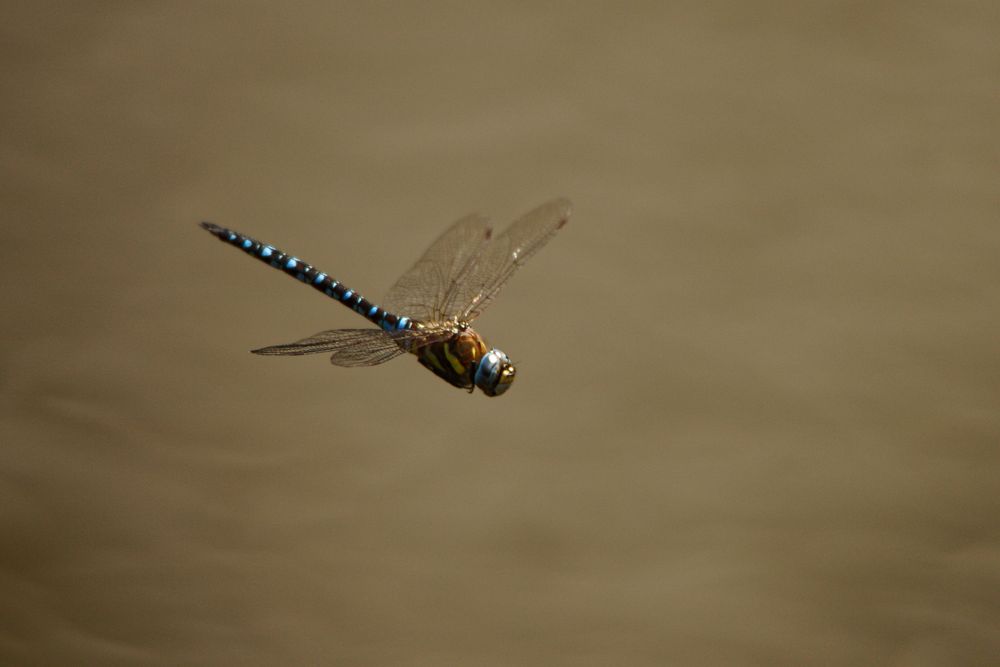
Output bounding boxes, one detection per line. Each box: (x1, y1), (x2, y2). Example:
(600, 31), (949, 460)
(199, 222), (413, 332)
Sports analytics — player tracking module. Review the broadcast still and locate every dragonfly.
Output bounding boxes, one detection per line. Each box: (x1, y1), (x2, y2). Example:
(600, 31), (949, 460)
(200, 198), (571, 396)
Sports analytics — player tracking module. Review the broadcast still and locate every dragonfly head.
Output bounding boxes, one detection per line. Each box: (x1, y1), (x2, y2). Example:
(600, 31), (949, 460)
(475, 348), (516, 397)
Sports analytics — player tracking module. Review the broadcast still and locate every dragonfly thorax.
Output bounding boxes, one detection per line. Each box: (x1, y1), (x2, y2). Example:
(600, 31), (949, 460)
(413, 327), (487, 393)
(411, 327), (514, 396)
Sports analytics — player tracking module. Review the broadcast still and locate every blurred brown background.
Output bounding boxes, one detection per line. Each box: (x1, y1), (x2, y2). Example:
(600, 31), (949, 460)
(2, 2), (998, 665)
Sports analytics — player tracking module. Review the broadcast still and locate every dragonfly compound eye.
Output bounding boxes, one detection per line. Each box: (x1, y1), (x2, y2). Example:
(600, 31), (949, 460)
(475, 349), (515, 397)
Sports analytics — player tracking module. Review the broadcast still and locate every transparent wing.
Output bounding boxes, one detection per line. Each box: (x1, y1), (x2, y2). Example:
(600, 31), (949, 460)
(251, 327), (450, 367)
(382, 213), (492, 322)
(458, 198), (572, 321)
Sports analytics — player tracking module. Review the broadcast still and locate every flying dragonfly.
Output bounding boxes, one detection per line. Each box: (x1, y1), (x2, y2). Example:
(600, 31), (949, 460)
(200, 199), (571, 396)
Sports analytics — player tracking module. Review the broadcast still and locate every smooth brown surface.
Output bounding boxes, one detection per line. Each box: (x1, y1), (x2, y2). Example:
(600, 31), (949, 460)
(2, 3), (998, 665)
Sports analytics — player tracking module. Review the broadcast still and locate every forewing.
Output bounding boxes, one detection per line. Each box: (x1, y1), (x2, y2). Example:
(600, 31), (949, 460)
(459, 198), (572, 321)
(251, 327), (447, 367)
(382, 213), (491, 321)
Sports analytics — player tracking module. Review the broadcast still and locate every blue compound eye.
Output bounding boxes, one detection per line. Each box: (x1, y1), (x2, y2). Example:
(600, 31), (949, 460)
(475, 349), (516, 397)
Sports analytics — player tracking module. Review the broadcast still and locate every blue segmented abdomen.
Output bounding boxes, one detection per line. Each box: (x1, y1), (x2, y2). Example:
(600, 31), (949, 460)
(199, 222), (413, 332)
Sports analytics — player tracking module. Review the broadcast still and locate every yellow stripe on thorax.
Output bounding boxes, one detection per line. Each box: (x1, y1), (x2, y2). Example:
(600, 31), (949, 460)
(421, 348), (448, 373)
(441, 343), (468, 375)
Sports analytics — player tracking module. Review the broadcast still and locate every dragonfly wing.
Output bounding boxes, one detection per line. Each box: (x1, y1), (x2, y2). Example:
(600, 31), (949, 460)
(251, 327), (448, 367)
(459, 198), (572, 321)
(382, 213), (492, 322)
